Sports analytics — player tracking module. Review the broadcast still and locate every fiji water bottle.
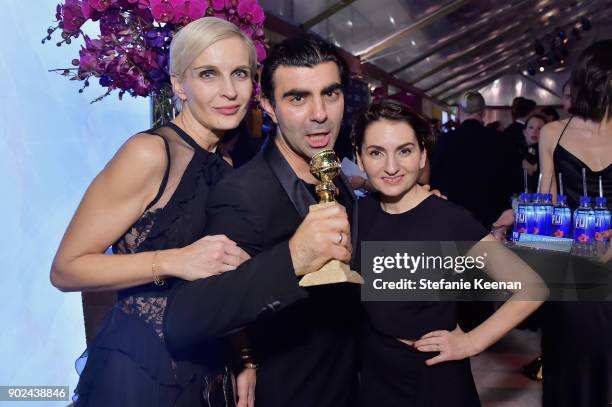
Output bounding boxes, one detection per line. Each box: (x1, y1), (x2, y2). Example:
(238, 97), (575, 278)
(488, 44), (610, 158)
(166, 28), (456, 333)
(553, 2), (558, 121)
(525, 194), (537, 235)
(594, 197), (611, 256)
(551, 195), (571, 238)
(514, 193), (532, 238)
(542, 194), (554, 236)
(573, 196), (595, 256)
(531, 194), (546, 235)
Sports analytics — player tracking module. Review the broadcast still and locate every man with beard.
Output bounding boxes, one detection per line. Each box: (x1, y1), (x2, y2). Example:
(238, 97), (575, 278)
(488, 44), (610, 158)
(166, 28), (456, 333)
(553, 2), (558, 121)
(163, 35), (360, 407)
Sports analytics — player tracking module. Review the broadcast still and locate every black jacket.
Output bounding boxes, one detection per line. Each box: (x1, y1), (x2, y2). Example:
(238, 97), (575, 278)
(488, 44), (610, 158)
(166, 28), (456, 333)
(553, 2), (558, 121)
(163, 141), (360, 407)
(430, 119), (521, 227)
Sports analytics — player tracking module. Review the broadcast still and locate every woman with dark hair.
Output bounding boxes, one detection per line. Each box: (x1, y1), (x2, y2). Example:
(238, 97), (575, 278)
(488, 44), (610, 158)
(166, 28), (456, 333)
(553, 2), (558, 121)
(353, 99), (546, 407)
(537, 39), (612, 407)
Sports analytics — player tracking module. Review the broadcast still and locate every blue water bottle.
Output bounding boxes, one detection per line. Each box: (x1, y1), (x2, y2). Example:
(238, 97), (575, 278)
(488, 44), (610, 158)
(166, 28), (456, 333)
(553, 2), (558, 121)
(551, 195), (571, 238)
(542, 193), (554, 236)
(573, 196), (595, 256)
(525, 194), (537, 235)
(531, 193), (546, 235)
(513, 193), (532, 238)
(594, 196), (611, 256)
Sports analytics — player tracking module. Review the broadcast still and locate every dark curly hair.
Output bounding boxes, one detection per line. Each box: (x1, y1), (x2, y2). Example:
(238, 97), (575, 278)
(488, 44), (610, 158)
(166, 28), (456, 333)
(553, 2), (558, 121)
(569, 39), (612, 122)
(352, 99), (431, 154)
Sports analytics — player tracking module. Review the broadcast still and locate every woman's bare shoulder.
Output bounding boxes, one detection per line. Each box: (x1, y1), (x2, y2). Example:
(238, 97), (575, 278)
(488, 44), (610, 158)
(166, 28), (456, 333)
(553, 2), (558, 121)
(97, 132), (168, 200)
(540, 119), (568, 147)
(105, 132), (168, 175)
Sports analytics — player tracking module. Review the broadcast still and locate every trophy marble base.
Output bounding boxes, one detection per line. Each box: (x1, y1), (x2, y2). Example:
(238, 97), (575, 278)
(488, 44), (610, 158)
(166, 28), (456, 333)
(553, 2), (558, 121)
(299, 259), (364, 287)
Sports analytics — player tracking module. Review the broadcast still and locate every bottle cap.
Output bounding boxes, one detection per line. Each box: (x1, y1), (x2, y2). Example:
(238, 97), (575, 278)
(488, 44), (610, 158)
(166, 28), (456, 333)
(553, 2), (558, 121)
(557, 194), (567, 204)
(595, 196), (607, 206)
(520, 192), (531, 202)
(579, 195), (591, 206)
(544, 193), (553, 202)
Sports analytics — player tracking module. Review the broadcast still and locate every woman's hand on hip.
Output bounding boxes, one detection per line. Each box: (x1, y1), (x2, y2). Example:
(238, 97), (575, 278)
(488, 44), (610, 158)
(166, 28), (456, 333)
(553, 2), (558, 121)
(412, 325), (480, 366)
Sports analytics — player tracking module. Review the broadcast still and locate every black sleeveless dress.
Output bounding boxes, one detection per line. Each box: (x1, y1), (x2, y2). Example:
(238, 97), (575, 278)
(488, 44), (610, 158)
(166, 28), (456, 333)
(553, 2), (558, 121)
(553, 118), (612, 211)
(541, 118), (612, 407)
(73, 123), (234, 407)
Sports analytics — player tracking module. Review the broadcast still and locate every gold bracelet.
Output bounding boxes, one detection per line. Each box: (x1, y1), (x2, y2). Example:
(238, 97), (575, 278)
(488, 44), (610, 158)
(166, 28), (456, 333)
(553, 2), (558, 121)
(152, 250), (164, 286)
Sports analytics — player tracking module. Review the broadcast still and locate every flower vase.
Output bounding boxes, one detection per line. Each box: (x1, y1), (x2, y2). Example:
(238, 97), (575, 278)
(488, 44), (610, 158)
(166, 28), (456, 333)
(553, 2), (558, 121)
(151, 88), (176, 127)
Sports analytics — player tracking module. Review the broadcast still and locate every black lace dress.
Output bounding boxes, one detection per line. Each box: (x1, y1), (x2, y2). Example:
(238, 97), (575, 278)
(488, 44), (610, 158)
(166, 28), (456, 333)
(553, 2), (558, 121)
(73, 123), (234, 407)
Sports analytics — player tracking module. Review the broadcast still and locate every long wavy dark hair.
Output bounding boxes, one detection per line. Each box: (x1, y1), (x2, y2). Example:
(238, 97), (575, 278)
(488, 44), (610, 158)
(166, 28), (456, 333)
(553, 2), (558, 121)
(569, 39), (612, 122)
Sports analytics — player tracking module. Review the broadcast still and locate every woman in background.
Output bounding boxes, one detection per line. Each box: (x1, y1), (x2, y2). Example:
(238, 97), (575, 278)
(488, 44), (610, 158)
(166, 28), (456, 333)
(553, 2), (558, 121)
(538, 39), (612, 407)
(51, 17), (256, 407)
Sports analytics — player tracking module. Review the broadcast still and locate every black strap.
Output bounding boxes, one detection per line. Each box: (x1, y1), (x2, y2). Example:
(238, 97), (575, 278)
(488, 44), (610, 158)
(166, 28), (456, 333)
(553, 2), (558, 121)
(144, 133), (172, 211)
(555, 117), (573, 147)
(166, 122), (202, 151)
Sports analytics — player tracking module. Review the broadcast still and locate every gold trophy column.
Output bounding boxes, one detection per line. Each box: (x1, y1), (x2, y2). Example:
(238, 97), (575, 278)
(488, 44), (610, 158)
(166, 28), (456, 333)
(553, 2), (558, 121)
(299, 149), (364, 287)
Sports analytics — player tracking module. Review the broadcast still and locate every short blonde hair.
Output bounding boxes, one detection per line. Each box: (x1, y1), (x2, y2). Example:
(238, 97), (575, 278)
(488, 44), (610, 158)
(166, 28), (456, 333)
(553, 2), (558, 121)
(169, 17), (258, 111)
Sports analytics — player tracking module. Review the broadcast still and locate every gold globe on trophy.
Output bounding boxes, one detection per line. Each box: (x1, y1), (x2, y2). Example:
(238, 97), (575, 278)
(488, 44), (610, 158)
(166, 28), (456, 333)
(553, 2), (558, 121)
(299, 149), (364, 287)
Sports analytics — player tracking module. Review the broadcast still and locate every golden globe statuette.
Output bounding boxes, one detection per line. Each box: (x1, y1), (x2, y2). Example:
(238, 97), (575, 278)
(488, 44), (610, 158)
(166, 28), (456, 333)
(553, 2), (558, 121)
(299, 149), (364, 287)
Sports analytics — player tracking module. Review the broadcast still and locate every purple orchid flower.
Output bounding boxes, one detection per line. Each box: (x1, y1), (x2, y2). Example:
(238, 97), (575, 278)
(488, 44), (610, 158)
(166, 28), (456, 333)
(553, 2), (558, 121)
(150, 0), (174, 22)
(48, 0), (266, 101)
(172, 0), (207, 25)
(237, 0), (264, 24)
(87, 0), (117, 13)
(61, 0), (86, 33)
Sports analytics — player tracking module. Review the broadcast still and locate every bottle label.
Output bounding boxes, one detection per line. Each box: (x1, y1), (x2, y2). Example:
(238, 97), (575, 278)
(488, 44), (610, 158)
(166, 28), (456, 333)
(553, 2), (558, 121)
(551, 208), (571, 238)
(576, 217), (588, 229)
(531, 206), (549, 235)
(514, 205), (534, 235)
(594, 212), (611, 242)
(573, 210), (594, 243)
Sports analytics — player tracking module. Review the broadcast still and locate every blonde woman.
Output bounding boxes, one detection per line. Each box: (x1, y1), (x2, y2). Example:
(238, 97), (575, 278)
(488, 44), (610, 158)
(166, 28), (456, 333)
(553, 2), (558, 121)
(51, 17), (256, 407)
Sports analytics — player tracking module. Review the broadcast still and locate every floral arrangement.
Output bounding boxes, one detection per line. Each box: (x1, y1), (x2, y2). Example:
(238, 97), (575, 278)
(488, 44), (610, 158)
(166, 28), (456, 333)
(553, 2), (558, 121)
(44, 0), (266, 113)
